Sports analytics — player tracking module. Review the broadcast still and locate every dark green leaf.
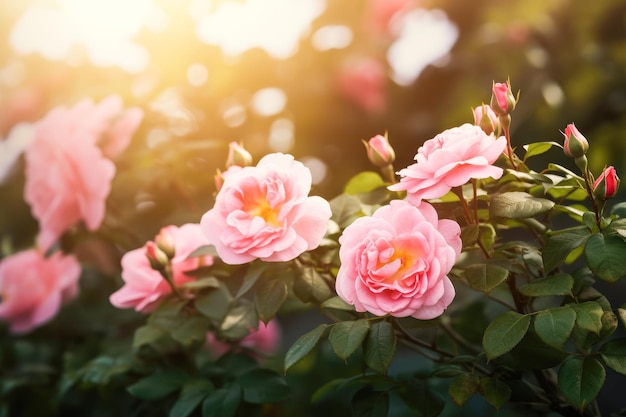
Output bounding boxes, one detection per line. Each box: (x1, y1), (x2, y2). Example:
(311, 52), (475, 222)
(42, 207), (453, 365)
(585, 233), (626, 283)
(483, 311), (530, 360)
(330, 194), (362, 228)
(171, 316), (210, 346)
(509, 328), (568, 369)
(534, 306), (576, 348)
(169, 379), (214, 417)
(448, 373), (480, 407)
(238, 369), (290, 403)
(351, 387), (389, 417)
(460, 224), (479, 248)
(490, 191), (554, 219)
(345, 171), (385, 195)
(542, 228), (590, 273)
(133, 325), (168, 348)
(321, 296), (355, 311)
(398, 378), (444, 417)
(195, 283), (233, 321)
(329, 319), (370, 360)
(219, 303), (259, 340)
(479, 377), (512, 410)
(523, 141), (560, 160)
(127, 369), (189, 400)
(571, 302), (604, 334)
(254, 278), (288, 323)
(464, 263), (509, 293)
(363, 321), (396, 374)
(599, 339), (626, 375)
(558, 357), (605, 411)
(236, 262), (267, 299)
(202, 385), (242, 417)
(284, 324), (327, 372)
(519, 273), (574, 297)
(294, 267), (334, 304)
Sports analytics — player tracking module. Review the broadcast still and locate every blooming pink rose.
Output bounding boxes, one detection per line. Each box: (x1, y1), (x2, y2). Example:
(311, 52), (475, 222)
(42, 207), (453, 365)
(337, 57), (387, 114)
(0, 249), (80, 334)
(201, 153), (332, 264)
(207, 320), (281, 359)
(336, 200), (461, 319)
(109, 224), (213, 313)
(389, 124), (507, 205)
(24, 96), (143, 251)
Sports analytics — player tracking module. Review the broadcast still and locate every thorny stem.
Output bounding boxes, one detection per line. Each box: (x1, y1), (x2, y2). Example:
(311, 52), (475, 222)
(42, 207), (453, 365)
(454, 187), (475, 225)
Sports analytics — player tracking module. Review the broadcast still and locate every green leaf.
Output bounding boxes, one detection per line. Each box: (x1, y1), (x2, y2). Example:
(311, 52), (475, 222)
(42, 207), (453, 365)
(345, 171), (385, 195)
(599, 338), (626, 375)
(519, 273), (574, 297)
(254, 278), (288, 323)
(619, 307), (626, 330)
(195, 283), (233, 321)
(542, 228), (590, 273)
(523, 141), (560, 160)
(479, 377), (512, 410)
(219, 303), (258, 340)
(127, 369), (190, 400)
(482, 311), (530, 360)
(187, 244), (218, 259)
(182, 276), (220, 290)
(321, 296), (355, 311)
(585, 233), (626, 283)
(169, 379), (215, 417)
(329, 319), (370, 360)
(352, 388), (389, 417)
(171, 316), (210, 346)
(460, 224), (479, 249)
(202, 385), (242, 417)
(558, 357), (605, 411)
(284, 324), (327, 372)
(133, 325), (167, 348)
(571, 301), (604, 334)
(448, 373), (480, 407)
(293, 267), (334, 304)
(330, 194), (362, 228)
(236, 262), (267, 299)
(238, 368), (290, 404)
(464, 263), (509, 294)
(398, 378), (445, 417)
(363, 321), (396, 374)
(490, 191), (555, 219)
(533, 307), (576, 349)
(478, 224), (497, 254)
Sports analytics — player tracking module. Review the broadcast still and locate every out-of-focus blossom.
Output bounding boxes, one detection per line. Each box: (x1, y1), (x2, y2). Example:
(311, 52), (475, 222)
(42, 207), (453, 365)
(337, 57), (387, 114)
(226, 141), (253, 168)
(201, 153), (331, 264)
(23, 96), (143, 251)
(365, 0), (417, 35)
(0, 249), (80, 334)
(363, 134), (395, 168)
(562, 123), (589, 158)
(389, 124), (506, 205)
(0, 123), (35, 184)
(336, 200), (461, 319)
(593, 166), (620, 201)
(472, 104), (499, 136)
(109, 224), (213, 313)
(207, 320), (281, 359)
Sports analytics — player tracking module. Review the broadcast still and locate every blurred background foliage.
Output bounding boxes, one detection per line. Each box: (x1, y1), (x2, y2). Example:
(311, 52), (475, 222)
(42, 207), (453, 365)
(1, 0), (626, 414)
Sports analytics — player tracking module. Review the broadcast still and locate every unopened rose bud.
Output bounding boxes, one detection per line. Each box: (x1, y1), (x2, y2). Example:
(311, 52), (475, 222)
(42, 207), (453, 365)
(214, 169), (224, 192)
(145, 241), (169, 271)
(155, 226), (176, 259)
(363, 133), (395, 168)
(490, 81), (516, 116)
(226, 141), (252, 168)
(562, 123), (589, 158)
(593, 166), (620, 201)
(472, 104), (499, 135)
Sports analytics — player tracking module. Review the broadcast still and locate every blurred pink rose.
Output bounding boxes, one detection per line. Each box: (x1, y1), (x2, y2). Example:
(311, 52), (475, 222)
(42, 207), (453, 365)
(472, 104), (499, 135)
(109, 224), (213, 313)
(201, 153), (332, 264)
(365, 0), (417, 34)
(23, 96), (143, 251)
(0, 249), (80, 334)
(207, 320), (281, 359)
(336, 200), (461, 319)
(389, 124), (507, 205)
(337, 57), (387, 114)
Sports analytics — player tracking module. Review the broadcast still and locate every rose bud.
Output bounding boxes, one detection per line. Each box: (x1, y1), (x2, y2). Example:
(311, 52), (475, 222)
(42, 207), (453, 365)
(472, 104), (499, 135)
(490, 81), (516, 115)
(145, 241), (169, 271)
(562, 123), (589, 158)
(593, 166), (620, 200)
(226, 141), (253, 168)
(363, 133), (395, 168)
(155, 225), (176, 259)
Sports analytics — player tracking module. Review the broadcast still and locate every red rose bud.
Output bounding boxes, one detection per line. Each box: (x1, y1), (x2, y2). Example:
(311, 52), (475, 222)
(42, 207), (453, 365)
(155, 226), (176, 259)
(145, 241), (169, 271)
(490, 81), (516, 115)
(363, 133), (395, 168)
(562, 123), (589, 158)
(472, 104), (499, 135)
(226, 141), (252, 167)
(593, 166), (620, 200)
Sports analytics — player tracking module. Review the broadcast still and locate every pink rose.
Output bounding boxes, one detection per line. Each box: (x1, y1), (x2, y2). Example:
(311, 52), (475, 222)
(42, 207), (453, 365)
(200, 153), (332, 264)
(593, 166), (620, 201)
(490, 81), (516, 115)
(24, 96), (143, 251)
(0, 249), (80, 334)
(109, 224), (213, 313)
(207, 320), (281, 359)
(389, 123), (507, 205)
(336, 199), (461, 319)
(562, 123), (589, 158)
(472, 104), (499, 135)
(363, 134), (395, 168)
(336, 57), (387, 114)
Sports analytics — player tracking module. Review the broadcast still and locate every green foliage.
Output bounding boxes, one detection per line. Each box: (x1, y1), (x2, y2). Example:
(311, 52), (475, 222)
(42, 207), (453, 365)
(599, 339), (626, 375)
(363, 321), (396, 374)
(533, 306), (577, 348)
(490, 191), (555, 219)
(127, 369), (190, 400)
(169, 379), (215, 417)
(448, 373), (480, 407)
(584, 233), (626, 283)
(482, 311), (531, 360)
(542, 228), (591, 273)
(284, 324), (327, 372)
(464, 263), (509, 293)
(558, 357), (606, 411)
(329, 319), (370, 360)
(518, 273), (574, 297)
